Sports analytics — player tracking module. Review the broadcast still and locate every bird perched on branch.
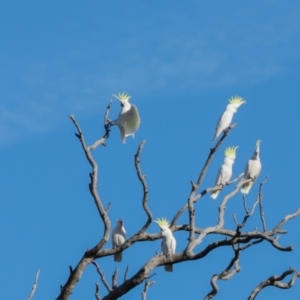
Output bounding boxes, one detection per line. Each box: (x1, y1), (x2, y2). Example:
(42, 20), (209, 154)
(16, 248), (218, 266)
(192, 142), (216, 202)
(111, 93), (140, 143)
(213, 96), (246, 141)
(241, 140), (262, 194)
(154, 218), (176, 272)
(112, 219), (126, 262)
(211, 146), (238, 199)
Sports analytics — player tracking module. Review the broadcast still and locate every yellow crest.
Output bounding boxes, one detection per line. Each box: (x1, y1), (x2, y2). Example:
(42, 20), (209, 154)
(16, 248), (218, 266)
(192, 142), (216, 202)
(154, 218), (170, 227)
(225, 146), (238, 158)
(229, 96), (246, 107)
(256, 140), (262, 147)
(113, 92), (131, 102)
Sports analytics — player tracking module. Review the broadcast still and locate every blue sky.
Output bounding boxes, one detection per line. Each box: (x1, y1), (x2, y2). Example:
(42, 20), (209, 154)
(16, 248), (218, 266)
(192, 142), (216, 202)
(1, 1), (300, 299)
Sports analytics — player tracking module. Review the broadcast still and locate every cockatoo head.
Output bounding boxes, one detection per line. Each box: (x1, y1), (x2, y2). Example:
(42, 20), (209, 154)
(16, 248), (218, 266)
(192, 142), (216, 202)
(113, 93), (131, 107)
(225, 146), (238, 160)
(226, 96), (246, 112)
(253, 140), (261, 158)
(116, 219), (124, 228)
(255, 140), (261, 151)
(154, 218), (171, 236)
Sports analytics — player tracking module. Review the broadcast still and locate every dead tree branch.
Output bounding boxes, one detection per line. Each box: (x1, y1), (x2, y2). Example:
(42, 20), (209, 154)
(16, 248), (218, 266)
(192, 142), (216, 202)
(92, 261), (111, 293)
(272, 207), (300, 234)
(258, 177), (268, 231)
(134, 140), (153, 233)
(183, 124), (237, 249)
(186, 178), (252, 253)
(101, 206), (299, 300)
(248, 268), (300, 300)
(141, 279), (156, 300)
(112, 267), (118, 290)
(95, 283), (101, 300)
(57, 114), (111, 300)
(88, 100), (113, 150)
(236, 192), (260, 234)
(58, 105), (300, 300)
(204, 248), (241, 299)
(124, 266), (129, 282)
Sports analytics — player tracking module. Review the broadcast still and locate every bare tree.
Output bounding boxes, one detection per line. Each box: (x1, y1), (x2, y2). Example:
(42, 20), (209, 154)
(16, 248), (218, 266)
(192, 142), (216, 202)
(54, 100), (300, 300)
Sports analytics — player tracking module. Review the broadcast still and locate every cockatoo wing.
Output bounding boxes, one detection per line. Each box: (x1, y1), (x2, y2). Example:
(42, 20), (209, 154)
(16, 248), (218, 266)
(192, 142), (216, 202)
(215, 165), (225, 186)
(211, 164), (232, 199)
(248, 160), (261, 180)
(118, 125), (126, 144)
(164, 234), (176, 272)
(241, 160), (251, 194)
(116, 105), (140, 142)
(213, 110), (233, 141)
(211, 165), (223, 199)
(112, 223), (126, 262)
(170, 235), (176, 254)
(123, 105), (140, 137)
(112, 233), (125, 247)
(241, 160), (262, 194)
(112, 234), (125, 262)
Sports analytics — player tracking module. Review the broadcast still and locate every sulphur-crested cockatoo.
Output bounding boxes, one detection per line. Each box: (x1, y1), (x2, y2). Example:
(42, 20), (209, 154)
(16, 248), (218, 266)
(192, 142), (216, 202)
(154, 218), (176, 272)
(213, 96), (246, 141)
(111, 93), (140, 143)
(112, 219), (126, 262)
(211, 146), (238, 199)
(241, 140), (262, 194)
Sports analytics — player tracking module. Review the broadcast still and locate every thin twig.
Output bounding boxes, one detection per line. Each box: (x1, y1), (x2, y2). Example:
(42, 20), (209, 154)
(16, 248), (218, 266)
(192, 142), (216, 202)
(95, 283), (101, 300)
(236, 194), (260, 234)
(272, 207), (300, 234)
(27, 269), (40, 300)
(88, 100), (113, 150)
(141, 279), (156, 300)
(242, 195), (249, 214)
(124, 265), (129, 282)
(112, 268), (118, 290)
(232, 214), (239, 226)
(92, 261), (111, 292)
(238, 238), (264, 251)
(258, 177), (268, 231)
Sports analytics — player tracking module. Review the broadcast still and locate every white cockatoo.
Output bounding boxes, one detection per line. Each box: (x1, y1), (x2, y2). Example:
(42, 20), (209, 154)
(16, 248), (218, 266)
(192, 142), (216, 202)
(112, 219), (126, 262)
(111, 93), (140, 143)
(241, 140), (262, 194)
(213, 96), (246, 141)
(211, 146), (238, 199)
(154, 218), (176, 272)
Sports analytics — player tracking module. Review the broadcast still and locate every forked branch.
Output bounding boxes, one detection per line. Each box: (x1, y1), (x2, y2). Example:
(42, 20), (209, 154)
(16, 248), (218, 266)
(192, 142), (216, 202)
(141, 278), (156, 300)
(89, 100), (113, 150)
(92, 261), (111, 292)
